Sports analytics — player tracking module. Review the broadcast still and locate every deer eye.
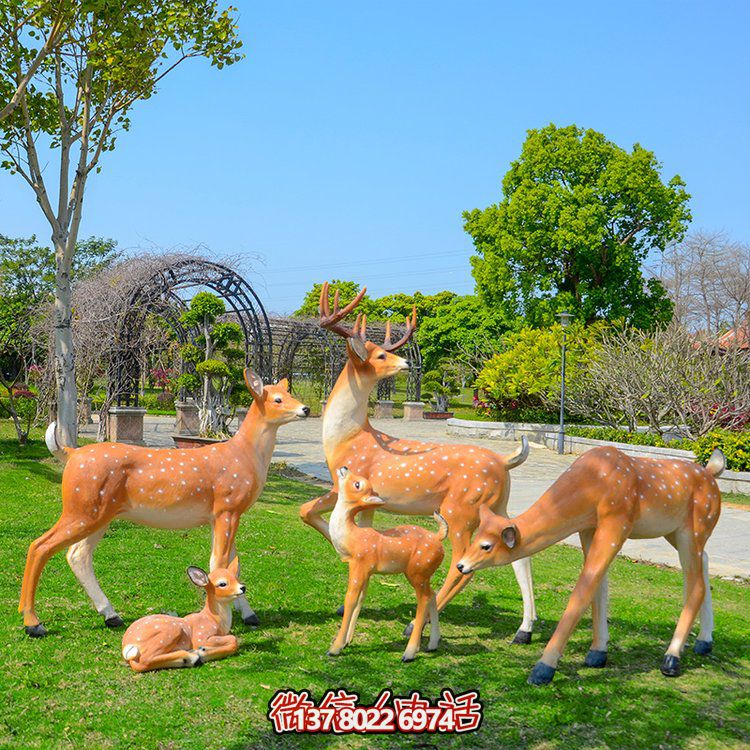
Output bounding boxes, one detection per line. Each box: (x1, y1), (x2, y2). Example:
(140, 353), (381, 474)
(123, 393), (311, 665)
(354, 481), (361, 490)
(377, 353), (387, 360)
(480, 541), (493, 552)
(218, 581), (228, 587)
(274, 396), (282, 403)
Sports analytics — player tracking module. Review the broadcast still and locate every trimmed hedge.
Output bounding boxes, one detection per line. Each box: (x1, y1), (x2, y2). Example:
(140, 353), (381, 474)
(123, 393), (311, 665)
(566, 427), (750, 472)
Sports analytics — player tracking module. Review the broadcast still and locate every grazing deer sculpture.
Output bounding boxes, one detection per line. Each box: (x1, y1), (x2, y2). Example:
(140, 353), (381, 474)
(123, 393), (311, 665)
(300, 282), (536, 642)
(328, 467), (446, 661)
(20, 370), (309, 637)
(122, 560), (244, 672)
(457, 446), (725, 684)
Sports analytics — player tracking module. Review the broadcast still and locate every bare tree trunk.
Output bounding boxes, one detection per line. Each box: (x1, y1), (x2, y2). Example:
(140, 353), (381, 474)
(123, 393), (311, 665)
(53, 239), (78, 447)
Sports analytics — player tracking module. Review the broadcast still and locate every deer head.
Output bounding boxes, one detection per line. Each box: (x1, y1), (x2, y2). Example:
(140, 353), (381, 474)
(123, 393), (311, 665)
(318, 281), (415, 380)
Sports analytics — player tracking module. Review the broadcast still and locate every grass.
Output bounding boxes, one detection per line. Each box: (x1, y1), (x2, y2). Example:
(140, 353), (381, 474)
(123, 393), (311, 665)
(1, 423), (749, 749)
(723, 492), (750, 507)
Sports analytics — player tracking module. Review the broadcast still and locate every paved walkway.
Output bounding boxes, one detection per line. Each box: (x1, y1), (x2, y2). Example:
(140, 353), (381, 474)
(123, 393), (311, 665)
(82, 416), (750, 578)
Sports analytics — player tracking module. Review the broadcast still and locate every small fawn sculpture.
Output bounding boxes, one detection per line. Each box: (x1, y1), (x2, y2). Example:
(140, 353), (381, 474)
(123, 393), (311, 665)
(457, 446), (726, 684)
(122, 559), (244, 672)
(20, 370), (309, 637)
(327, 467), (446, 662)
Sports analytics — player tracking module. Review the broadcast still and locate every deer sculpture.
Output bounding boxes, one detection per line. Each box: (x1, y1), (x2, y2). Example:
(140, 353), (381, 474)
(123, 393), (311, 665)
(457, 445), (725, 684)
(20, 370), (309, 637)
(299, 283), (536, 642)
(122, 560), (245, 672)
(328, 467), (446, 661)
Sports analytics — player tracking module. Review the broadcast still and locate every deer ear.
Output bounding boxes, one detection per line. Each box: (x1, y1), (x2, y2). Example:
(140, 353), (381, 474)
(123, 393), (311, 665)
(244, 368), (265, 401)
(228, 557), (240, 576)
(276, 377), (289, 391)
(336, 466), (349, 481)
(501, 525), (518, 549)
(347, 337), (368, 362)
(187, 566), (209, 588)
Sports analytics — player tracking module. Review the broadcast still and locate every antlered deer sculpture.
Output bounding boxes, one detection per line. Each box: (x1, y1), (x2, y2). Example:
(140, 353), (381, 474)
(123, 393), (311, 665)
(20, 370), (309, 637)
(300, 283), (536, 641)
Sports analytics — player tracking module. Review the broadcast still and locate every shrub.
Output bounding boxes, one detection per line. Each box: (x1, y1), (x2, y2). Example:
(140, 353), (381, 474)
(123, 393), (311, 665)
(692, 430), (750, 472)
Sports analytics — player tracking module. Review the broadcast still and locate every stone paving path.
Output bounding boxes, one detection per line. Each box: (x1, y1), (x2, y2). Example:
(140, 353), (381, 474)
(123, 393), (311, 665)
(81, 415), (750, 578)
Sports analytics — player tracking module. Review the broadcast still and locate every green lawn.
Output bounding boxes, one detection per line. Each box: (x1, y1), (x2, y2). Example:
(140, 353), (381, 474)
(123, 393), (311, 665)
(1, 423), (749, 749)
(723, 493), (750, 507)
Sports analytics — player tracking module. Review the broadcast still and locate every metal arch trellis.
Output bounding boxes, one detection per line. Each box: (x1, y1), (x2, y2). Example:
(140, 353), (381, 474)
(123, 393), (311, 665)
(111, 257), (273, 407)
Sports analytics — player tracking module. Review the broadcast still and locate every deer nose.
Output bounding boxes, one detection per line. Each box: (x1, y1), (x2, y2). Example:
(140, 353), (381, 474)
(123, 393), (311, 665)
(302, 406), (310, 417)
(456, 562), (464, 572)
(239, 585), (246, 594)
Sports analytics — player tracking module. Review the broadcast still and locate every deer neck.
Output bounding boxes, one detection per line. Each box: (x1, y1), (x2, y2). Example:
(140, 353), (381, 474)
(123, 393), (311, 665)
(329, 502), (361, 559)
(323, 362), (375, 453)
(234, 405), (279, 472)
(201, 593), (233, 635)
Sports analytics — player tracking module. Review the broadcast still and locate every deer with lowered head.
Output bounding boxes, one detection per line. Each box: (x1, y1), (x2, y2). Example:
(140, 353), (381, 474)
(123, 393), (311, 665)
(122, 559), (245, 672)
(299, 282), (536, 643)
(20, 370), (309, 637)
(328, 467), (446, 661)
(457, 445), (726, 684)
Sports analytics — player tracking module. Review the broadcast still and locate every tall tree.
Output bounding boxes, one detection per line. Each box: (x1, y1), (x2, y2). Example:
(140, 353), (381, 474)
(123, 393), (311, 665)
(0, 1), (242, 446)
(464, 124), (691, 327)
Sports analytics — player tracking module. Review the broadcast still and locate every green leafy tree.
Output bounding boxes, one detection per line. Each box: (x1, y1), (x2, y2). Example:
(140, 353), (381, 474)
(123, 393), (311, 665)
(178, 292), (243, 437)
(464, 124), (691, 328)
(476, 322), (604, 421)
(422, 358), (461, 413)
(0, 0), (242, 447)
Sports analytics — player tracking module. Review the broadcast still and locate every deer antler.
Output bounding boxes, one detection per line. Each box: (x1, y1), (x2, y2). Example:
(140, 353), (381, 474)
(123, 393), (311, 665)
(318, 282), (367, 338)
(382, 305), (417, 351)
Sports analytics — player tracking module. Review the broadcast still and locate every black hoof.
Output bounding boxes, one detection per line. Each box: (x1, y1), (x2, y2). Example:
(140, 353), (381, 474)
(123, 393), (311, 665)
(660, 654), (681, 677)
(403, 622), (414, 637)
(528, 661), (556, 686)
(24, 623), (47, 638)
(584, 649), (608, 668)
(243, 613), (260, 627)
(512, 630), (532, 645)
(694, 639), (713, 655)
(194, 654), (204, 667)
(326, 650), (340, 657)
(402, 655), (415, 663)
(336, 604), (345, 617)
(104, 615), (125, 629)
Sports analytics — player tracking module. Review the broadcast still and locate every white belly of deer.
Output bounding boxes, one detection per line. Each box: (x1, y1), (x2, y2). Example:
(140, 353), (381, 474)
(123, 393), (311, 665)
(630, 506), (684, 539)
(120, 503), (211, 529)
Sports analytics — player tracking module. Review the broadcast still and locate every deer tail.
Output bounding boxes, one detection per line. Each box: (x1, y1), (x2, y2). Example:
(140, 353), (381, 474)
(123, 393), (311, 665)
(45, 422), (73, 464)
(706, 449), (726, 478)
(433, 512), (449, 541)
(122, 644), (140, 662)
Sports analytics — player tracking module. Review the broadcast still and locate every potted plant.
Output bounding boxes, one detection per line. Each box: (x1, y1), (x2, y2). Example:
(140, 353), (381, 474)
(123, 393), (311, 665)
(172, 292), (245, 447)
(422, 359), (460, 419)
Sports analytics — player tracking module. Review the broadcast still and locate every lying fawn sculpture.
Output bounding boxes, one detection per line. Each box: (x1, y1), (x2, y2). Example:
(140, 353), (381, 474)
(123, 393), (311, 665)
(122, 560), (244, 672)
(20, 370), (309, 637)
(300, 282), (536, 643)
(457, 446), (725, 684)
(327, 467), (446, 661)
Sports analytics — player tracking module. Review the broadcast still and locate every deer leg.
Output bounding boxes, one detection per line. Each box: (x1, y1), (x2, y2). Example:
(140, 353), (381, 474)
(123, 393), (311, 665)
(210, 511), (241, 569)
(197, 634), (239, 662)
(426, 592), (440, 652)
(529, 521), (626, 685)
(345, 580), (369, 645)
(221, 541), (258, 627)
(579, 529), (609, 667)
(403, 582), (431, 662)
(329, 565), (368, 656)
(661, 531), (707, 677)
(19, 513), (111, 637)
(129, 649), (202, 673)
(694, 551), (714, 655)
(66, 524), (123, 628)
(509, 557), (537, 644)
(299, 491), (338, 541)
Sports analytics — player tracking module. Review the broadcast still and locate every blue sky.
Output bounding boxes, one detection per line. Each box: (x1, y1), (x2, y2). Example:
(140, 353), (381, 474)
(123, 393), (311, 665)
(1, 1), (748, 313)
